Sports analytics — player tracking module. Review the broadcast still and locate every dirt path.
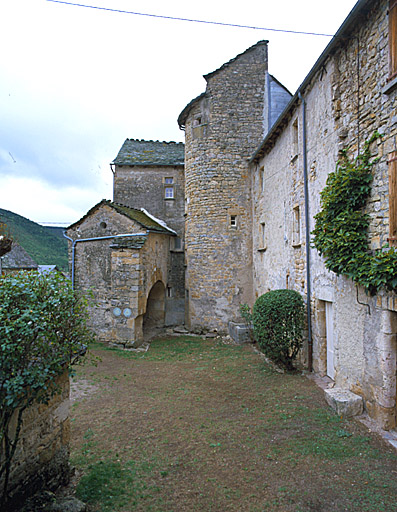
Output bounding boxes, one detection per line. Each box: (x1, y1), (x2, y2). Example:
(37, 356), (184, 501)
(70, 337), (397, 512)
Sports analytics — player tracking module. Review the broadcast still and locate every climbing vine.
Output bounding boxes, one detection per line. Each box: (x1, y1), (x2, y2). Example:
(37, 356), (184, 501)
(312, 132), (397, 295)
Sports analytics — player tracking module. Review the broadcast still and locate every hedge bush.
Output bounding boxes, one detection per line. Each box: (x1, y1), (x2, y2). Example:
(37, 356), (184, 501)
(0, 271), (94, 506)
(252, 289), (304, 369)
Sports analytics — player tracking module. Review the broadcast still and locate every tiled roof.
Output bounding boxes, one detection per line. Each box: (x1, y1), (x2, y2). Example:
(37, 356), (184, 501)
(113, 139), (185, 167)
(67, 200), (175, 235)
(1, 243), (38, 269)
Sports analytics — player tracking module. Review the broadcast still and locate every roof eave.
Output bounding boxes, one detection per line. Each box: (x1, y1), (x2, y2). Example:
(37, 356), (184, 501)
(250, 0), (373, 164)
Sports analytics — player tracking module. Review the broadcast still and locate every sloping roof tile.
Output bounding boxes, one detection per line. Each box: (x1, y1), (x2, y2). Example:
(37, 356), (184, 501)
(1, 243), (38, 270)
(113, 139), (185, 167)
(67, 200), (175, 235)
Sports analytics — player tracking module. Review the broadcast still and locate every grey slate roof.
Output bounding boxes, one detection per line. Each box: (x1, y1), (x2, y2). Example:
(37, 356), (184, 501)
(113, 139), (185, 167)
(67, 200), (176, 235)
(1, 243), (38, 270)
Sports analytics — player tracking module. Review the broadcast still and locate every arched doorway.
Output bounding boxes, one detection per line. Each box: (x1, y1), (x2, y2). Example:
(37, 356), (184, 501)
(143, 281), (166, 340)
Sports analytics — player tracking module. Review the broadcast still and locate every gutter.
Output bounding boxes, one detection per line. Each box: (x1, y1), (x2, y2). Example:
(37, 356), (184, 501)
(298, 92), (313, 372)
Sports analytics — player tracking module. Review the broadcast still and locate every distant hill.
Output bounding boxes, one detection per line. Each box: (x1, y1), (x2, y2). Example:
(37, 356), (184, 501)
(0, 209), (68, 271)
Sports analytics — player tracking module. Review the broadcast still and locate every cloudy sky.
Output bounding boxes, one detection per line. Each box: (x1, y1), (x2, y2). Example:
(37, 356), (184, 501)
(1, 0), (358, 226)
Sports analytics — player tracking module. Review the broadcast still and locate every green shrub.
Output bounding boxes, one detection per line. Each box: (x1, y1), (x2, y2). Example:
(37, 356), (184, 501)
(252, 290), (304, 369)
(0, 271), (94, 506)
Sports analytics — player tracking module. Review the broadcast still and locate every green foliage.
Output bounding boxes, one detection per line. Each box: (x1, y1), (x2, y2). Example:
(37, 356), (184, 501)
(0, 271), (94, 506)
(0, 208), (68, 270)
(252, 290), (304, 369)
(239, 303), (254, 341)
(312, 132), (397, 294)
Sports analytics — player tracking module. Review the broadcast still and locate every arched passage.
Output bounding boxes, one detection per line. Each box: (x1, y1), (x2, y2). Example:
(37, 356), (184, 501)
(143, 281), (166, 339)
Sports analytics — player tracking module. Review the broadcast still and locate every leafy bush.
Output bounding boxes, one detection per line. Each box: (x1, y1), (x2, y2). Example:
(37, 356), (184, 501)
(252, 290), (304, 369)
(0, 271), (94, 506)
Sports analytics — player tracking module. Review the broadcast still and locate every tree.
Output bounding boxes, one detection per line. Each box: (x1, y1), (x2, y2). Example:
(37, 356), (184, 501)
(0, 222), (12, 258)
(0, 271), (94, 507)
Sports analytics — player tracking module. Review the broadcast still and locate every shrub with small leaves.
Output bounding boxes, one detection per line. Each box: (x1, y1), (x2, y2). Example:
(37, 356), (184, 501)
(252, 290), (304, 370)
(0, 271), (94, 507)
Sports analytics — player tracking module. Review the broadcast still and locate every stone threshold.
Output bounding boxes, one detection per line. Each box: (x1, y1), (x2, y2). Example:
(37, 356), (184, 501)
(306, 372), (397, 452)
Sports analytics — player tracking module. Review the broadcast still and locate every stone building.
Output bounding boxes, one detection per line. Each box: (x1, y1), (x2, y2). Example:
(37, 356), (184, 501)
(178, 40), (291, 332)
(0, 242), (38, 274)
(68, 44), (291, 341)
(67, 2), (396, 431)
(250, 0), (396, 430)
(66, 199), (179, 347)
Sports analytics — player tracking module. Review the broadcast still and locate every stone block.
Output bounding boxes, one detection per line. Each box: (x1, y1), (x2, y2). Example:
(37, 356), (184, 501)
(324, 388), (363, 418)
(228, 321), (251, 344)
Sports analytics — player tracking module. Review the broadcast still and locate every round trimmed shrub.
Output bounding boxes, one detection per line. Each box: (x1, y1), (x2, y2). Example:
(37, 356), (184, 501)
(252, 289), (304, 369)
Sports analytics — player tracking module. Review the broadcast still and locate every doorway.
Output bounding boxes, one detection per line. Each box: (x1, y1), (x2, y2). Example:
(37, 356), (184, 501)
(143, 281), (165, 340)
(325, 301), (335, 380)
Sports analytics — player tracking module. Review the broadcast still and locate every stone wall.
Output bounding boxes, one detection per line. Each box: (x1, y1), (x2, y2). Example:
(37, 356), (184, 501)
(2, 372), (70, 509)
(113, 164), (185, 317)
(67, 203), (147, 342)
(182, 42), (269, 333)
(67, 203), (178, 346)
(113, 164), (185, 236)
(251, 0), (396, 429)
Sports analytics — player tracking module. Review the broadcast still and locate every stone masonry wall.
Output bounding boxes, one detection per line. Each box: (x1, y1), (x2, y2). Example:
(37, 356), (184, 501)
(67, 204), (148, 342)
(183, 42), (269, 332)
(113, 164), (185, 236)
(110, 231), (171, 346)
(251, 0), (397, 429)
(113, 164), (185, 318)
(2, 372), (70, 509)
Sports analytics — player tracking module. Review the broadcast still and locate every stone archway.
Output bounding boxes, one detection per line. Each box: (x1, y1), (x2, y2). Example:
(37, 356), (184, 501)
(143, 281), (166, 340)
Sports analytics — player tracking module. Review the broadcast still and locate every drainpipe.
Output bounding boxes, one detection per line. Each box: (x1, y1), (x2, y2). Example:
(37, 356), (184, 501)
(63, 232), (147, 289)
(298, 92), (313, 372)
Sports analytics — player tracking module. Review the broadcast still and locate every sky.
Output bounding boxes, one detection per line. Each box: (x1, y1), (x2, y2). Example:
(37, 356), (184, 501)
(0, 0), (359, 226)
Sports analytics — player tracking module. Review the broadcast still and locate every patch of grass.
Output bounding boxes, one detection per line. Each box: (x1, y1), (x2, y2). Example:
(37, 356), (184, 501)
(70, 337), (397, 512)
(75, 459), (162, 512)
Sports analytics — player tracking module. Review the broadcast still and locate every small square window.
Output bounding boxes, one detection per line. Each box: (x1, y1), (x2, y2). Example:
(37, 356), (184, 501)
(165, 177), (174, 184)
(165, 187), (174, 199)
(230, 215), (237, 228)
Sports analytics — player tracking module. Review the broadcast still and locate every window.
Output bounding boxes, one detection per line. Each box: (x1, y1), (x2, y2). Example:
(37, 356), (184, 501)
(259, 166), (265, 193)
(389, 0), (397, 80)
(174, 237), (182, 250)
(292, 205), (301, 246)
(230, 215), (237, 228)
(165, 187), (174, 198)
(292, 119), (299, 158)
(388, 151), (397, 247)
(164, 177), (174, 199)
(258, 222), (266, 251)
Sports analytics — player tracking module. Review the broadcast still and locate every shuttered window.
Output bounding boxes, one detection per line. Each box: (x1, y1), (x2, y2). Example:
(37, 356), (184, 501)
(388, 151), (397, 247)
(389, 0), (397, 80)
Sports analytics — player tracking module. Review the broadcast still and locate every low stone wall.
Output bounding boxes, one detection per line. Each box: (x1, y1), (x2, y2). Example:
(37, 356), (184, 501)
(1, 371), (71, 510)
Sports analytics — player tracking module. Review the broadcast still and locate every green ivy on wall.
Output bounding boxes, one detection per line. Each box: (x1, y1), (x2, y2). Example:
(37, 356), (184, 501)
(312, 132), (397, 295)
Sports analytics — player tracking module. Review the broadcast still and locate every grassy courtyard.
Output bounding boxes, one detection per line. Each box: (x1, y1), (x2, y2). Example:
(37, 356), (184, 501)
(70, 336), (397, 512)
